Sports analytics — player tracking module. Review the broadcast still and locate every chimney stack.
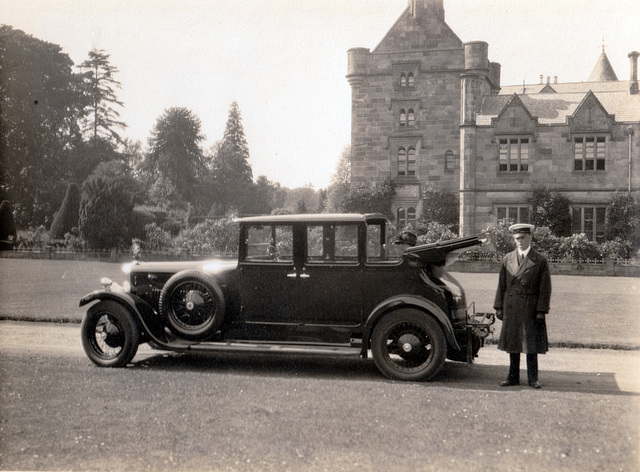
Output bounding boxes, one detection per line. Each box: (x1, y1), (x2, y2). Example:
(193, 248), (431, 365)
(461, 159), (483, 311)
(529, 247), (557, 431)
(629, 51), (639, 94)
(539, 75), (544, 84)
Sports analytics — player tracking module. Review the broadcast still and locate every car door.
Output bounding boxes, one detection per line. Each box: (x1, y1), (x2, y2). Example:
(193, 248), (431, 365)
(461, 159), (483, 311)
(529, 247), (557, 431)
(237, 223), (297, 324)
(295, 223), (363, 326)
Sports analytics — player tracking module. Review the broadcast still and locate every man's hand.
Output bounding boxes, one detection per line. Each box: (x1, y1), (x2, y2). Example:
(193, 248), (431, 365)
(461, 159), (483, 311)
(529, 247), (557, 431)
(495, 310), (503, 321)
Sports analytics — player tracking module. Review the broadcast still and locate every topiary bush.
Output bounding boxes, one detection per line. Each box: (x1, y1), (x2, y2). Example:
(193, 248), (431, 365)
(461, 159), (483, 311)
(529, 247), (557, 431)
(49, 183), (81, 240)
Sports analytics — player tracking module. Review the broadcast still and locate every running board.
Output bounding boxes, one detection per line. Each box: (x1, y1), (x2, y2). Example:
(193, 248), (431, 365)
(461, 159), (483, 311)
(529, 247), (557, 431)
(154, 340), (364, 357)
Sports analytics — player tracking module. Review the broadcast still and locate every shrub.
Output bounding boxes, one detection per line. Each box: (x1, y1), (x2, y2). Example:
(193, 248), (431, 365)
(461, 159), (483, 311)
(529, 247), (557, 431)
(0, 200), (17, 249)
(49, 183), (81, 240)
(414, 220), (458, 244)
(175, 216), (238, 255)
(420, 187), (459, 232)
(144, 223), (172, 251)
(606, 191), (638, 246)
(79, 177), (136, 250)
(557, 233), (601, 261)
(528, 186), (571, 236)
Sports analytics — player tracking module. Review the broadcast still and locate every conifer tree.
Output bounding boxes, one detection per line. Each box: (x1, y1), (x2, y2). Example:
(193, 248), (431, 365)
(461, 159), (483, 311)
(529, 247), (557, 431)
(78, 49), (127, 145)
(211, 102), (254, 212)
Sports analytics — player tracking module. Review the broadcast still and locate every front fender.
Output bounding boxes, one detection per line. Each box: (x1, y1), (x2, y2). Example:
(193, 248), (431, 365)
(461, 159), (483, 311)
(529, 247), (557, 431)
(364, 295), (460, 352)
(79, 289), (165, 341)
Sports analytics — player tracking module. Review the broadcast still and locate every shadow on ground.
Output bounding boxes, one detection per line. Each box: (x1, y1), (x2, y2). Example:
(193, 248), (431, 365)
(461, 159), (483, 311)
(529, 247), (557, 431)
(131, 350), (637, 397)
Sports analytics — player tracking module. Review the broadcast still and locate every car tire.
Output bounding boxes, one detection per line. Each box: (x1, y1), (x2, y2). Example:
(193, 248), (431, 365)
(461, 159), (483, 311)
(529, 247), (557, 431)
(371, 309), (447, 381)
(158, 270), (225, 341)
(81, 300), (140, 367)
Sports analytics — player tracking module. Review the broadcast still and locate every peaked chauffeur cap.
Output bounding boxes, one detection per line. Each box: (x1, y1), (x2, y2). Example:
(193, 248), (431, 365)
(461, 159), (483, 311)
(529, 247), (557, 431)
(509, 223), (535, 234)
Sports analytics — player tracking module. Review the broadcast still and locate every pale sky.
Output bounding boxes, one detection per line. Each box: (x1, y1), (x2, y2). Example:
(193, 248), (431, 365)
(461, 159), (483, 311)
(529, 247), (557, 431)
(2, 0), (639, 188)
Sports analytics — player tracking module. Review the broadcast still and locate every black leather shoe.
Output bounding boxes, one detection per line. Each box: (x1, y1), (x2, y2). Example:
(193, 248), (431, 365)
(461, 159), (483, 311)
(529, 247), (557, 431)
(500, 380), (519, 387)
(529, 381), (541, 389)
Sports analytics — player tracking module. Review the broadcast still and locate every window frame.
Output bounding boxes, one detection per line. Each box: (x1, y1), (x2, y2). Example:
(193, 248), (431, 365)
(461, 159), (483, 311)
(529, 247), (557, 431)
(498, 136), (530, 173)
(571, 206), (607, 242)
(495, 205), (530, 225)
(573, 135), (606, 172)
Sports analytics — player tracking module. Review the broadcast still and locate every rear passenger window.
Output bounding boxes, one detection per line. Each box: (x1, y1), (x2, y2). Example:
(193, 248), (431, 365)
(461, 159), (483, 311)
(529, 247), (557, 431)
(306, 224), (359, 263)
(245, 225), (293, 262)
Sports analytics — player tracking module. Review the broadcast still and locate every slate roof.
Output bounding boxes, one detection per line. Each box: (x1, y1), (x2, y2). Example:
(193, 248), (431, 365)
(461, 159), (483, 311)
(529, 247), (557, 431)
(480, 49), (640, 125)
(588, 51), (619, 82)
(477, 88), (640, 125)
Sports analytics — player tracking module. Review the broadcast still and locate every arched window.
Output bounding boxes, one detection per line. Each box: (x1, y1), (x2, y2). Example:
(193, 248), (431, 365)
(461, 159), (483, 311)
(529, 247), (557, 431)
(407, 207), (417, 227)
(400, 73), (407, 87)
(408, 109), (415, 127)
(399, 109), (406, 126)
(408, 73), (414, 87)
(407, 147), (416, 176)
(397, 147), (407, 176)
(397, 207), (406, 226)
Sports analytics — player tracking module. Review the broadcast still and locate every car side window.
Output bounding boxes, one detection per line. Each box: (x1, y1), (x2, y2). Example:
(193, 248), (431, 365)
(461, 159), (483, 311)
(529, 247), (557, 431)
(245, 224), (293, 262)
(306, 224), (358, 263)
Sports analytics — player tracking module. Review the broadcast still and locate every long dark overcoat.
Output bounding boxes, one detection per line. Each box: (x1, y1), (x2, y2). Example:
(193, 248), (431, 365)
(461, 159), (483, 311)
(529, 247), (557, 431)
(493, 248), (552, 354)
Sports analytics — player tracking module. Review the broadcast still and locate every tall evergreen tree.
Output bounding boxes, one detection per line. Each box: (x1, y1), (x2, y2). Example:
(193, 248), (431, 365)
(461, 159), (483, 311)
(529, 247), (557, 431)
(77, 49), (127, 145)
(211, 102), (253, 212)
(143, 107), (206, 208)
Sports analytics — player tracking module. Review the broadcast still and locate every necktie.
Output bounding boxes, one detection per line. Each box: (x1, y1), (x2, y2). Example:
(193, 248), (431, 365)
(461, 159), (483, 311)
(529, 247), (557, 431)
(517, 252), (523, 265)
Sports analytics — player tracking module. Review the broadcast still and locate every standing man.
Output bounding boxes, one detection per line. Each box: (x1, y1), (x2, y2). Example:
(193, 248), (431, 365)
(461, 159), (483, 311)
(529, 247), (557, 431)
(493, 223), (552, 388)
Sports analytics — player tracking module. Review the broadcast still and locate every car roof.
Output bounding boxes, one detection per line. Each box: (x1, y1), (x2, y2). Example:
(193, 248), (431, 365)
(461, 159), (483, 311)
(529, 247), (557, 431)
(237, 213), (388, 224)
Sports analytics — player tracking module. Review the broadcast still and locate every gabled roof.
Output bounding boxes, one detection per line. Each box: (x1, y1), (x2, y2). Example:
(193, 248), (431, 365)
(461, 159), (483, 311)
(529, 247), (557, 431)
(588, 51), (619, 82)
(477, 90), (640, 125)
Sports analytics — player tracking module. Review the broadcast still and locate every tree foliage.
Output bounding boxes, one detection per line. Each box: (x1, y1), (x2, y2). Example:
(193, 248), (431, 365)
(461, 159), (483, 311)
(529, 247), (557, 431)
(528, 185), (571, 237)
(326, 145), (351, 212)
(0, 26), (87, 226)
(143, 107), (206, 208)
(77, 49), (127, 145)
(420, 186), (459, 231)
(78, 162), (140, 249)
(340, 179), (396, 219)
(210, 102), (254, 213)
(49, 183), (81, 239)
(606, 191), (639, 246)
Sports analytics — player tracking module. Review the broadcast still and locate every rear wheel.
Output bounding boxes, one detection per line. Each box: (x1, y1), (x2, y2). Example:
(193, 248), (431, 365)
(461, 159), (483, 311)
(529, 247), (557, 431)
(81, 300), (140, 367)
(371, 309), (447, 381)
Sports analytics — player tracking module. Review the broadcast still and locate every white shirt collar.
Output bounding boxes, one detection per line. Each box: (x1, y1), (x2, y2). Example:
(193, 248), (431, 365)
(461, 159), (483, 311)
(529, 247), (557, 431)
(518, 246), (531, 258)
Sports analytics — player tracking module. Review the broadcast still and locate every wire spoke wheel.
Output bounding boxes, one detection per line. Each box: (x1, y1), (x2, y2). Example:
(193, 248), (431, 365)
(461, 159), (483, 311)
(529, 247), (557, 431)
(372, 309), (446, 381)
(159, 270), (225, 341)
(81, 300), (140, 367)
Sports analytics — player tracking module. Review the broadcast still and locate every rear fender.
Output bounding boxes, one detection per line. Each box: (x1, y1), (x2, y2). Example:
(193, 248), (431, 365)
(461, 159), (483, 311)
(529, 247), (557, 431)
(364, 295), (460, 353)
(79, 290), (165, 341)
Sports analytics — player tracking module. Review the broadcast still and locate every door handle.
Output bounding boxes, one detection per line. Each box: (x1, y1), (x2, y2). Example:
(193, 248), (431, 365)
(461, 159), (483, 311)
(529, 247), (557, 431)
(299, 273), (310, 279)
(287, 273), (298, 278)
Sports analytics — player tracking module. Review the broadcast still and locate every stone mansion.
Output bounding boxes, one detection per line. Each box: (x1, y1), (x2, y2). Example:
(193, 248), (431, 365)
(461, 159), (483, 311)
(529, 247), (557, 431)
(346, 0), (640, 239)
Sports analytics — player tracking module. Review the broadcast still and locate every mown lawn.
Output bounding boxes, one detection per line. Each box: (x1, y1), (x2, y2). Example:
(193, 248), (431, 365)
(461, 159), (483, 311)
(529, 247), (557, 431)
(0, 258), (638, 347)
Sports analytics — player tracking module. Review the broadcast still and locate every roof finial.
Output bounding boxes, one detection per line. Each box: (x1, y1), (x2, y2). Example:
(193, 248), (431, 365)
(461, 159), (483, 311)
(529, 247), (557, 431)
(602, 34), (606, 53)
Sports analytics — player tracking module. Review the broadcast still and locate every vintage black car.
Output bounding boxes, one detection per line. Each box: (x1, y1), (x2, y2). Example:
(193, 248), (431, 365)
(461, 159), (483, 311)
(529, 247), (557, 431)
(80, 213), (493, 381)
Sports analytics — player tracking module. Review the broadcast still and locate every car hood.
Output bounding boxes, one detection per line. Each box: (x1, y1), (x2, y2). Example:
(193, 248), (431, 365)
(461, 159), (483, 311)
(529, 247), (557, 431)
(403, 235), (485, 266)
(124, 258), (238, 276)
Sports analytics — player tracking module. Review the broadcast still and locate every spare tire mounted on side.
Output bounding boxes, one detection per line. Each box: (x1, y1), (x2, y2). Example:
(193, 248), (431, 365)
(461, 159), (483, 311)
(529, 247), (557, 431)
(158, 270), (225, 341)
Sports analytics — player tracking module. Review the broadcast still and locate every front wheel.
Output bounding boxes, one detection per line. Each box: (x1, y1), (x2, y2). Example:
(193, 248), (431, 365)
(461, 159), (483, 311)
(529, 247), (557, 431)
(81, 300), (140, 367)
(371, 309), (447, 381)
